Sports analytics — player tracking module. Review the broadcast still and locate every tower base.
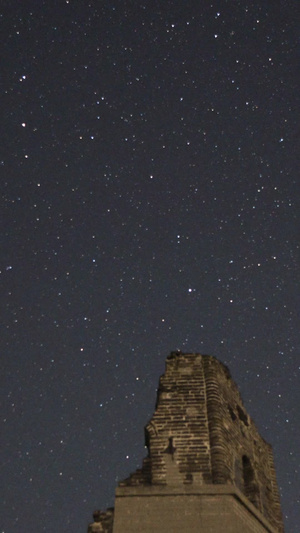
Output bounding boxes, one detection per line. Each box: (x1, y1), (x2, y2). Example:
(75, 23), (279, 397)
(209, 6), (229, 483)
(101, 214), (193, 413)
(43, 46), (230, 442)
(113, 484), (278, 533)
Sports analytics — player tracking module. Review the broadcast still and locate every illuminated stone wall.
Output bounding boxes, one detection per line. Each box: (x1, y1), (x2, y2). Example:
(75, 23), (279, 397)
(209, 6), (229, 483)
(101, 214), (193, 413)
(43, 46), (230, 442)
(94, 352), (284, 533)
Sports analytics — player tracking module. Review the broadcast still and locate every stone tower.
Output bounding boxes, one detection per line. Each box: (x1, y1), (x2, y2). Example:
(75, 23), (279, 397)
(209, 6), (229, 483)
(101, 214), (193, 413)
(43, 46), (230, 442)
(91, 352), (284, 533)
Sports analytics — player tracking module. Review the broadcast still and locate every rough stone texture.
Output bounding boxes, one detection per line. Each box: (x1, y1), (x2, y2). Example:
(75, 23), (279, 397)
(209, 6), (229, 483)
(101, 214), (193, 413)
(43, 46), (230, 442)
(94, 352), (284, 533)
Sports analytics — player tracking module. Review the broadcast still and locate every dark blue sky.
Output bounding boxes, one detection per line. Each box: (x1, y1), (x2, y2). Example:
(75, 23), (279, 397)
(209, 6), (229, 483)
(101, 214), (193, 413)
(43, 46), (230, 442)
(1, 1), (299, 531)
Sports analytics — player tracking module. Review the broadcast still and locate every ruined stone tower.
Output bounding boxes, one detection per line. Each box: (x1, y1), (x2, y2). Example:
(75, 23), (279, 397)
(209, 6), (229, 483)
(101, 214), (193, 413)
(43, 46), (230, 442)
(90, 352), (284, 532)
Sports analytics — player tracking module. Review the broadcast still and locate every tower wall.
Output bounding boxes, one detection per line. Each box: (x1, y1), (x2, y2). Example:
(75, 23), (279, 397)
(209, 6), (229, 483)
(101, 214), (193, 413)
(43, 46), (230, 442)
(202, 356), (283, 530)
(146, 352), (212, 485)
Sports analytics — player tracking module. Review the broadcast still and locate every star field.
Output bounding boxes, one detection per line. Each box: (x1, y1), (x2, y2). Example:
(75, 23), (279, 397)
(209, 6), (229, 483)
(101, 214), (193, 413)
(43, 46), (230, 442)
(1, 1), (299, 531)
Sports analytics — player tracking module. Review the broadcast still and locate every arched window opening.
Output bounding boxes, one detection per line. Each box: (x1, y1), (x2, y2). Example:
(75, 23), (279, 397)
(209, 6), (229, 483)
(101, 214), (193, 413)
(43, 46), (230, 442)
(242, 455), (260, 508)
(242, 456), (254, 486)
(237, 405), (249, 426)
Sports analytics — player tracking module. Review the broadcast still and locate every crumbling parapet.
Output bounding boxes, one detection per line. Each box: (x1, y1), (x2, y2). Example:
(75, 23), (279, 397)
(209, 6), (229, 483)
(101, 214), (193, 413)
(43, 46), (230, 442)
(87, 509), (114, 533)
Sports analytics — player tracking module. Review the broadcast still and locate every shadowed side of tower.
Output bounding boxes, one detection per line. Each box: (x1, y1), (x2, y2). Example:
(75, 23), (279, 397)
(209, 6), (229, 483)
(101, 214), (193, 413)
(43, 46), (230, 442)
(91, 352), (284, 533)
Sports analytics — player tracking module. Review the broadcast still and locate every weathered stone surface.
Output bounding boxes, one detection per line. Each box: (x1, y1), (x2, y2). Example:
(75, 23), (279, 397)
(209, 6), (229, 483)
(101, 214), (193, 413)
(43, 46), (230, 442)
(93, 352), (284, 533)
(113, 486), (280, 533)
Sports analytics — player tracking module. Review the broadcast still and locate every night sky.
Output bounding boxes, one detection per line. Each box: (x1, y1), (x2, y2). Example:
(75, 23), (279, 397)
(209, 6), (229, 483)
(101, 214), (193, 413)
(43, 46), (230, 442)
(1, 1), (299, 531)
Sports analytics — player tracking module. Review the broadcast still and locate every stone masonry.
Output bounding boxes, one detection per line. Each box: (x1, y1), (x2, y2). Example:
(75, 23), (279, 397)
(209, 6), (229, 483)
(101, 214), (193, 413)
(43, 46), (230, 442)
(91, 352), (284, 532)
